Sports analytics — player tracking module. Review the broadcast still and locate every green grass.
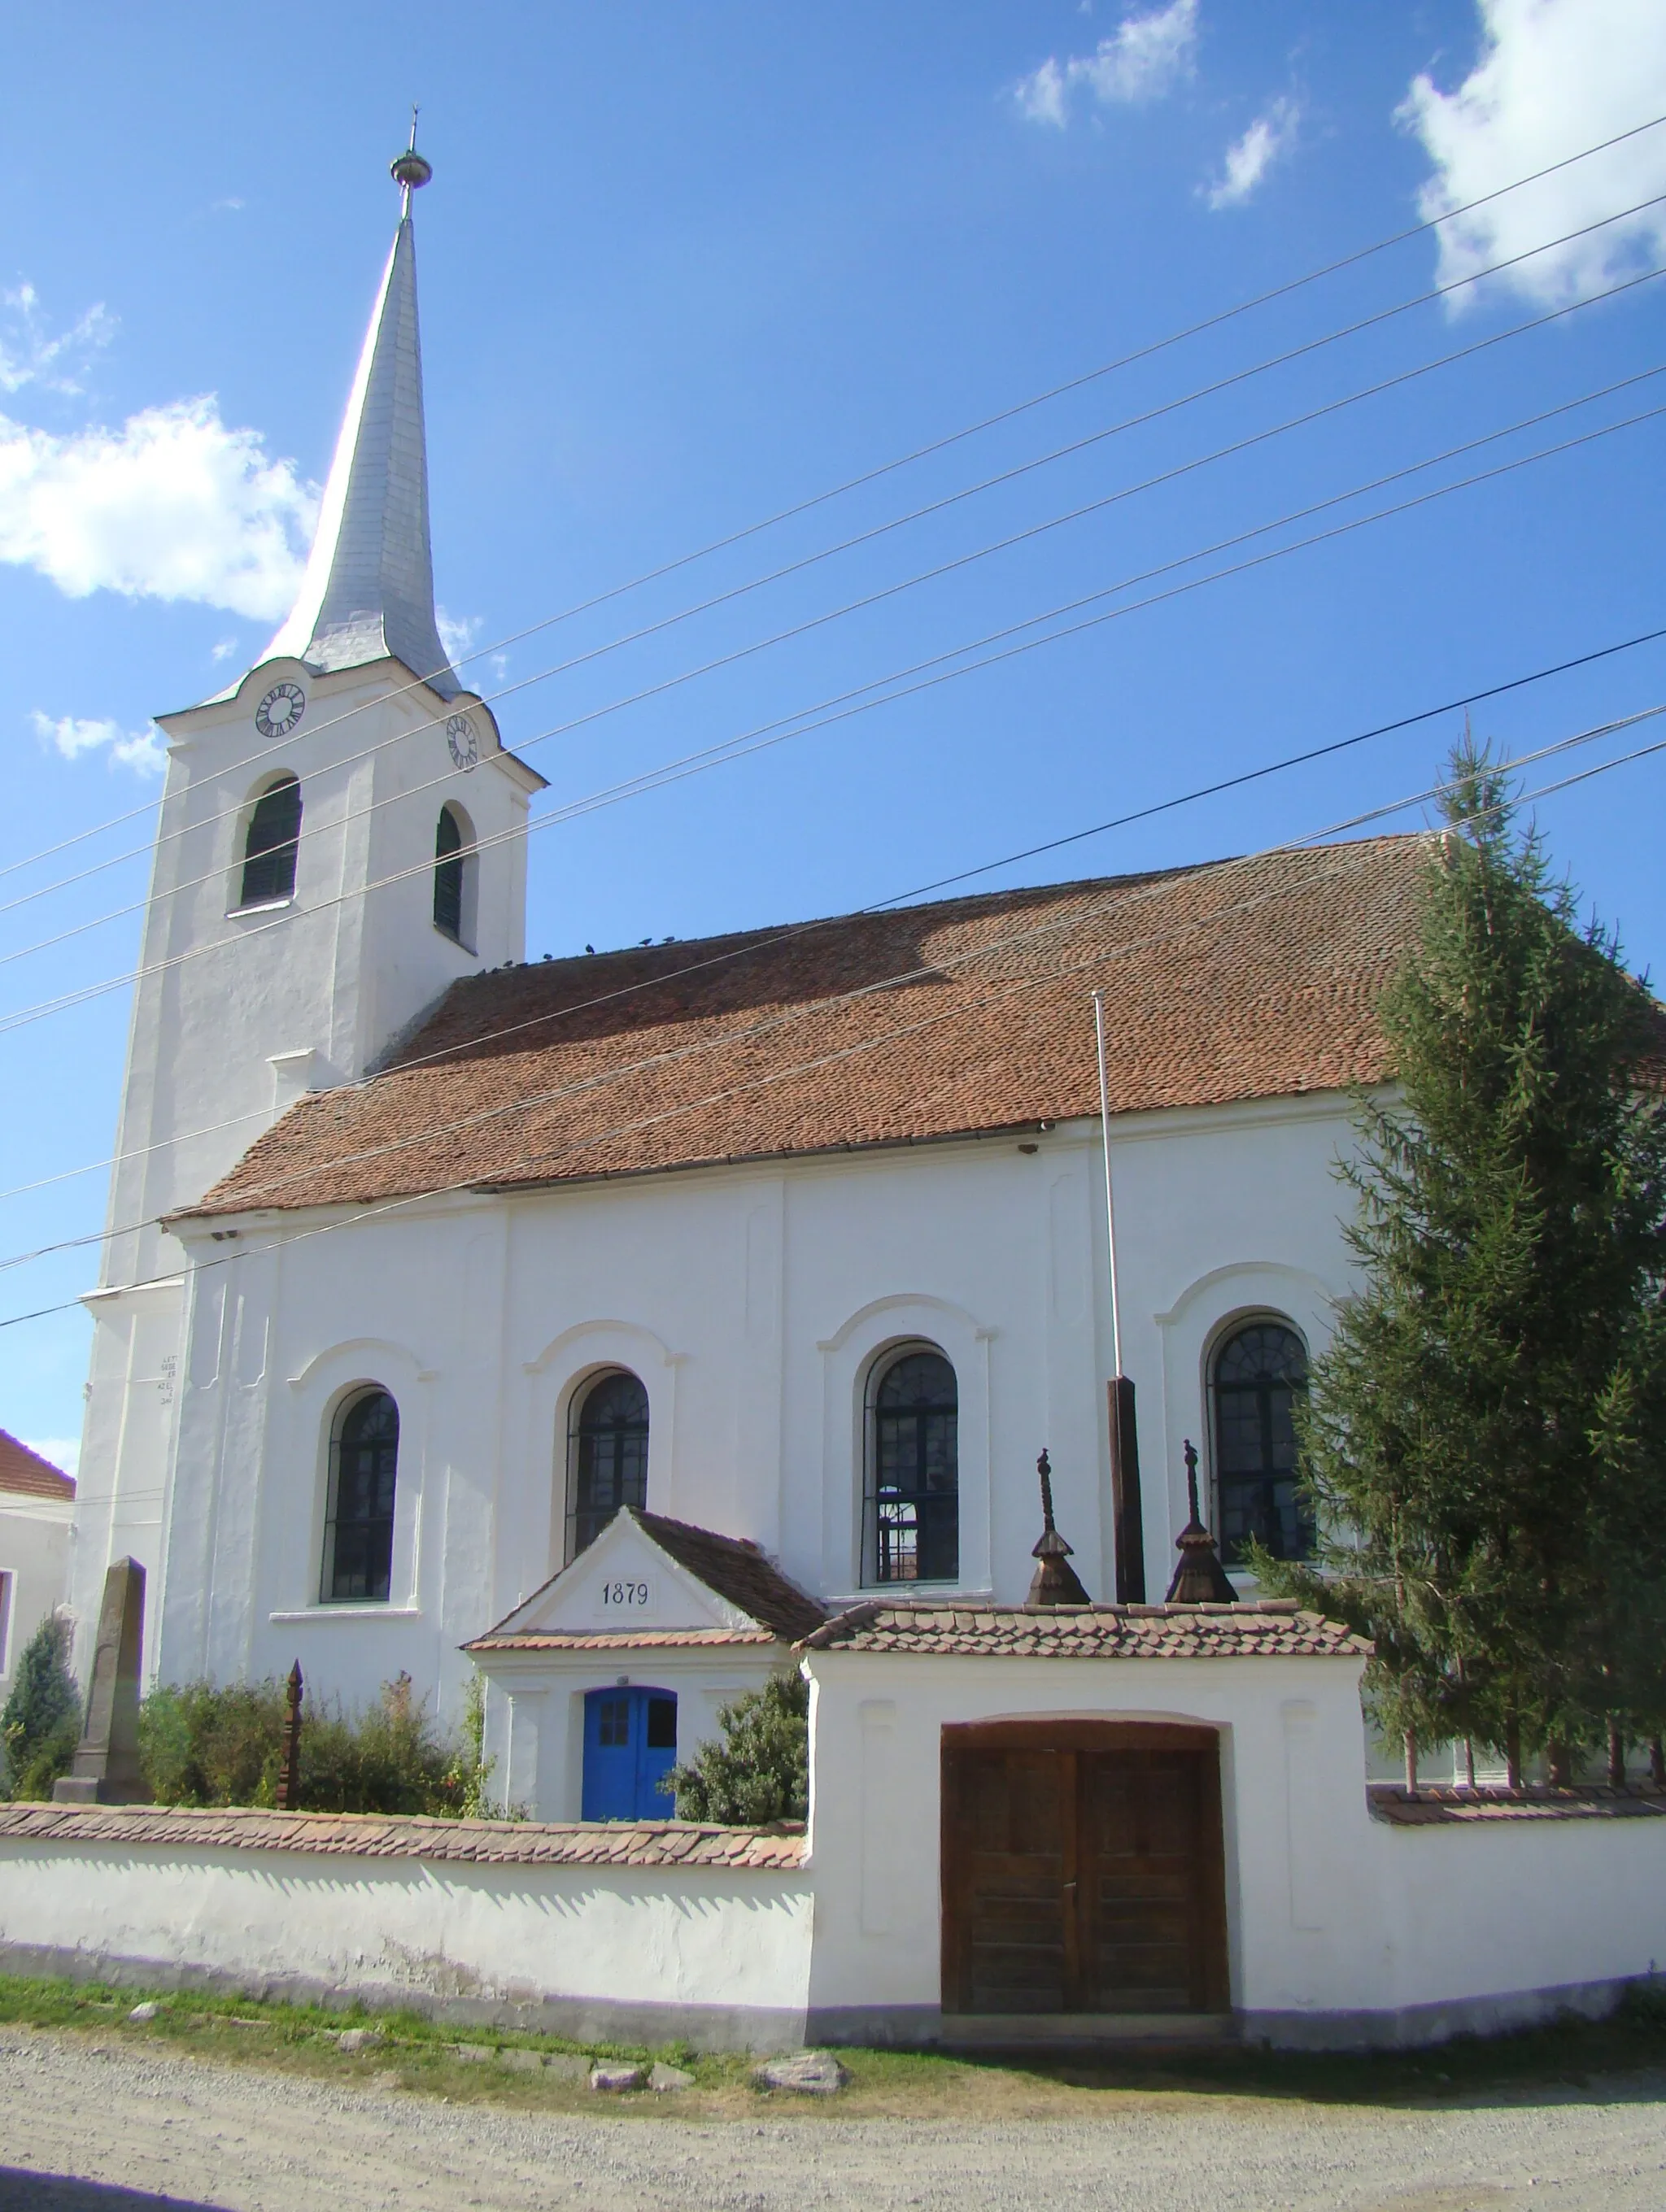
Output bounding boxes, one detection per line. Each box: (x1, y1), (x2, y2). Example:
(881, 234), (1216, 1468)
(2, 1971), (1664, 2119)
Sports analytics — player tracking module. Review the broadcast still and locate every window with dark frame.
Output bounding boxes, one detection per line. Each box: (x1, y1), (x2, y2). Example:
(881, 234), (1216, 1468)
(566, 1370), (649, 1561)
(238, 774), (302, 907)
(1210, 1321), (1311, 1565)
(866, 1348), (959, 1584)
(322, 1387), (400, 1603)
(434, 805), (464, 941)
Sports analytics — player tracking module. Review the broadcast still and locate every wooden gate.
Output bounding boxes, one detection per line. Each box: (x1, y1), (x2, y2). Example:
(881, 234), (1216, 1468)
(940, 1722), (1228, 2016)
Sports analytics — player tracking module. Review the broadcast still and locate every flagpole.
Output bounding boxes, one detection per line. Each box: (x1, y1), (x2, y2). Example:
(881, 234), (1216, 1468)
(1092, 990), (1122, 1374)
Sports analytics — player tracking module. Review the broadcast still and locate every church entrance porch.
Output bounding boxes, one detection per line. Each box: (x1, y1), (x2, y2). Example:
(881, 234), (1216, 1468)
(940, 1722), (1229, 2020)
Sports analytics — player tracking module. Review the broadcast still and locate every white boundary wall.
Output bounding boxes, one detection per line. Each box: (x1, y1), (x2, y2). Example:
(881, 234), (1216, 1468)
(0, 1825), (813, 2052)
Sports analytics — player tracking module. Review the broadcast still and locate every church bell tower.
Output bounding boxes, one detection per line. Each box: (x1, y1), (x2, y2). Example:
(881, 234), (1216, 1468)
(68, 139), (545, 1683)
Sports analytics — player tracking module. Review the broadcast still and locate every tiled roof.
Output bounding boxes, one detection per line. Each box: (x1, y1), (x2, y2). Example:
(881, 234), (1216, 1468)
(471, 1509), (826, 1649)
(184, 837), (1436, 1217)
(799, 1598), (1371, 1660)
(0, 1801), (805, 1868)
(631, 1511), (826, 1641)
(0, 1429), (74, 1502)
(1370, 1784), (1666, 1826)
(467, 1626), (781, 1652)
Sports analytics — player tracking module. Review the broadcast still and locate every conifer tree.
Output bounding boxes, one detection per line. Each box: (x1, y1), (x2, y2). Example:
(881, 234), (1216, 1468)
(1258, 739), (1666, 1781)
(0, 1612), (81, 1800)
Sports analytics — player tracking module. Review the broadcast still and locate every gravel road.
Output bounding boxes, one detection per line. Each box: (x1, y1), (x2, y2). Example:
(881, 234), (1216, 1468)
(2, 2031), (1664, 2212)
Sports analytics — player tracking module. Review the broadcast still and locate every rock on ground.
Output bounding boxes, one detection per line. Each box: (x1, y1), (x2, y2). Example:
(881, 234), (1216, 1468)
(588, 2062), (644, 2092)
(648, 2062), (694, 2092)
(755, 2049), (850, 2095)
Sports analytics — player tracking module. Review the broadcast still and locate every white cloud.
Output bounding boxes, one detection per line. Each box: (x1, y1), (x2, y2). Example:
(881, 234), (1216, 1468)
(30, 709), (167, 777)
(1016, 0), (1197, 128)
(436, 606), (482, 667)
(20, 1436), (78, 1478)
(210, 636), (240, 662)
(1206, 95), (1302, 208)
(0, 285), (116, 398)
(0, 395), (316, 619)
(1402, 0), (1666, 307)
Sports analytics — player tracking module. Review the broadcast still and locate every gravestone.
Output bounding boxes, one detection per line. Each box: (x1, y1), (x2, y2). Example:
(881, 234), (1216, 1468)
(52, 1557), (150, 1805)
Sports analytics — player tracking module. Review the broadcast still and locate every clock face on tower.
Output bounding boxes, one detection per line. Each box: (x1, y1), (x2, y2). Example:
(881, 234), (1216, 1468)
(255, 681), (306, 739)
(446, 712), (479, 770)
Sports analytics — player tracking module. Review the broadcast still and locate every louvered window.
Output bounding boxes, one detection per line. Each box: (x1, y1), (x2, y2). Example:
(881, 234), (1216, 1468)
(434, 804), (464, 940)
(238, 775), (302, 907)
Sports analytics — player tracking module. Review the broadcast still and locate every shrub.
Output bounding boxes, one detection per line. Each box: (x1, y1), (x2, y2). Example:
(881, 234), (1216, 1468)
(665, 1670), (808, 1824)
(138, 1670), (479, 1816)
(0, 1613), (81, 1801)
(137, 1679), (287, 1808)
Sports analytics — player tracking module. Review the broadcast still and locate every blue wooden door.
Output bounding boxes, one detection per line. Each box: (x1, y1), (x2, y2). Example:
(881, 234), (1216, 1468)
(582, 1687), (678, 1819)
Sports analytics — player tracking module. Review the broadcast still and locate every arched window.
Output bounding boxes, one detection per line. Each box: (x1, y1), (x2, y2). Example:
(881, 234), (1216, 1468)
(1211, 1321), (1311, 1565)
(866, 1347), (958, 1584)
(566, 1370), (649, 1561)
(238, 773), (302, 908)
(434, 803), (468, 943)
(322, 1388), (399, 1603)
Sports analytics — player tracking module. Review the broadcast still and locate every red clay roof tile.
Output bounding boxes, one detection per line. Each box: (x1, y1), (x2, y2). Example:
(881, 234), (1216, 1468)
(183, 838), (1437, 1218)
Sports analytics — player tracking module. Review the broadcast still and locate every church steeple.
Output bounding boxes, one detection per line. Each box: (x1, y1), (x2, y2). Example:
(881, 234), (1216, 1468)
(264, 131), (460, 699)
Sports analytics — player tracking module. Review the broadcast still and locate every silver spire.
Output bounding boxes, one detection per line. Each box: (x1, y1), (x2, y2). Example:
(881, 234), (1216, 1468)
(264, 133), (459, 699)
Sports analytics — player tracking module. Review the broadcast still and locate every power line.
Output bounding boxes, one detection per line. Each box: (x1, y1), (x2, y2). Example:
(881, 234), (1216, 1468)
(4, 621), (1656, 1216)
(13, 255), (1658, 977)
(5, 730), (1658, 1332)
(5, 372), (1662, 1042)
(6, 157), (1664, 918)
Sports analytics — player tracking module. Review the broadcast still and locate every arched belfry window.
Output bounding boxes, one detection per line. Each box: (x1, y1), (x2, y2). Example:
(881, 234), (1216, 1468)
(238, 773), (302, 908)
(322, 1388), (399, 1603)
(434, 803), (469, 943)
(865, 1347), (958, 1585)
(1211, 1320), (1311, 1565)
(566, 1370), (649, 1562)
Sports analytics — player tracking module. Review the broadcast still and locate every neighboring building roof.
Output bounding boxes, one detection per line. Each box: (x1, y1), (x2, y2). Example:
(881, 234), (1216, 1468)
(0, 1429), (74, 1503)
(188, 835), (1436, 1219)
(0, 1801), (805, 1867)
(261, 211), (460, 700)
(799, 1599), (1371, 1660)
(469, 1508), (826, 1650)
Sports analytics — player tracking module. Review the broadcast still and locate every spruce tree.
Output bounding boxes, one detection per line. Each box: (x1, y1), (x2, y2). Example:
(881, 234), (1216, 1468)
(1258, 739), (1666, 1782)
(1, 1611), (81, 1800)
(664, 1670), (809, 1823)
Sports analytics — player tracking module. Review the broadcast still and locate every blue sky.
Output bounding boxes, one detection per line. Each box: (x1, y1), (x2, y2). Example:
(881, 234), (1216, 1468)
(2, 0), (1664, 1461)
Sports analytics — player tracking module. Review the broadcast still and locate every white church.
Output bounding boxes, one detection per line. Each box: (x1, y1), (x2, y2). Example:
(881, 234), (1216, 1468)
(33, 149), (1664, 2049)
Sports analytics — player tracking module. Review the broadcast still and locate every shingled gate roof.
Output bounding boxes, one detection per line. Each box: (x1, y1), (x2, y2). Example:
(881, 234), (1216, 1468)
(185, 836), (1435, 1219)
(798, 1598), (1372, 1660)
(0, 1429), (74, 1502)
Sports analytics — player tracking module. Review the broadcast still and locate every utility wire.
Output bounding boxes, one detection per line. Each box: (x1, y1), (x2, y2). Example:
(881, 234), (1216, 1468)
(33, 698), (1652, 1269)
(9, 255), (1661, 974)
(4, 155), (1664, 915)
(4, 621), (1657, 1215)
(5, 373), (1663, 1042)
(6, 732), (1658, 1333)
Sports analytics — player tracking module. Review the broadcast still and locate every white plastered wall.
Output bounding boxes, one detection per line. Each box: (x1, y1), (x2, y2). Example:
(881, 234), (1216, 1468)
(800, 1648), (1666, 2040)
(146, 1093), (1372, 1722)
